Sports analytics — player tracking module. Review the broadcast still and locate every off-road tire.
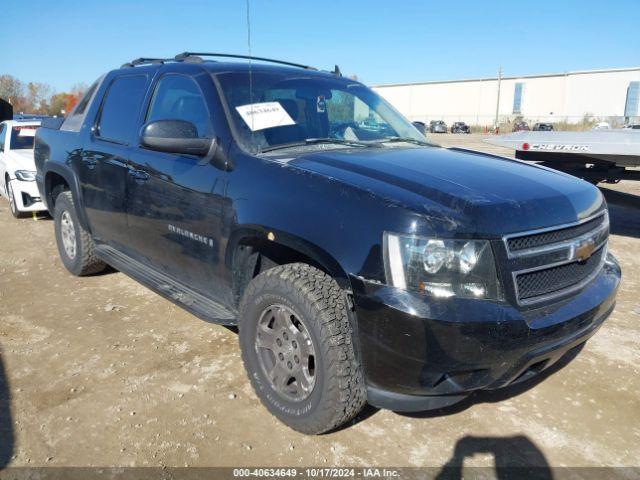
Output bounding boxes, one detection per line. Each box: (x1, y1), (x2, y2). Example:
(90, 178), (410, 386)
(239, 263), (366, 434)
(54, 191), (106, 276)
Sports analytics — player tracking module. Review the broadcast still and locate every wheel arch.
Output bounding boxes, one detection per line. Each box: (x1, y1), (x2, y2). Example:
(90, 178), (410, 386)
(43, 164), (92, 231)
(226, 226), (353, 305)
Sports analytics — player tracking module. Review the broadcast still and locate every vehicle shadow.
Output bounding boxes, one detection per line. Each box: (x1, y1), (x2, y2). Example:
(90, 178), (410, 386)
(0, 346), (14, 469)
(601, 186), (640, 239)
(435, 434), (552, 480)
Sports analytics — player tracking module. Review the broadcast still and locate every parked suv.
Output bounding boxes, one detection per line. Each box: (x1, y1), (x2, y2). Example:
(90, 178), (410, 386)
(429, 120), (447, 133)
(451, 121), (470, 134)
(533, 122), (554, 131)
(35, 53), (620, 434)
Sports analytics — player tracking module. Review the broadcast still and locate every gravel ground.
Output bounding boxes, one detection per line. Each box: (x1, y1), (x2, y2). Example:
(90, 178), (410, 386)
(0, 134), (638, 473)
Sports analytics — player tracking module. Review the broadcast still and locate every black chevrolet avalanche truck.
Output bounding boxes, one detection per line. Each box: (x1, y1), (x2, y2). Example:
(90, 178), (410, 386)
(34, 53), (621, 434)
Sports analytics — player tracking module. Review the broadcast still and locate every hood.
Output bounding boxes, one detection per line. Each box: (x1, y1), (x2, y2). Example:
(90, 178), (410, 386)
(287, 146), (604, 236)
(6, 149), (36, 169)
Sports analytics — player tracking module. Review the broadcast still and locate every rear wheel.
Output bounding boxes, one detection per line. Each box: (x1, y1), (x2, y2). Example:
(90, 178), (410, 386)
(54, 191), (106, 276)
(239, 263), (366, 434)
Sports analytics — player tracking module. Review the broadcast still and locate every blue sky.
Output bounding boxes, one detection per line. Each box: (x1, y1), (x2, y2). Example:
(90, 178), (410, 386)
(1, 0), (638, 92)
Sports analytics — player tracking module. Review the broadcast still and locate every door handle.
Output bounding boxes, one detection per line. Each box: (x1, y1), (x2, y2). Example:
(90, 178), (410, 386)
(129, 169), (150, 182)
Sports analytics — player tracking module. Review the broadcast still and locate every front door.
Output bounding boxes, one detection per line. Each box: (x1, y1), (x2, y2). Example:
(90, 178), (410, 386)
(126, 73), (228, 299)
(80, 74), (149, 248)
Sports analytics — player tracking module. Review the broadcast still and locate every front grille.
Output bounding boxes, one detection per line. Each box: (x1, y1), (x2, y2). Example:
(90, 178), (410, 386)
(515, 246), (606, 301)
(504, 211), (609, 305)
(507, 213), (606, 252)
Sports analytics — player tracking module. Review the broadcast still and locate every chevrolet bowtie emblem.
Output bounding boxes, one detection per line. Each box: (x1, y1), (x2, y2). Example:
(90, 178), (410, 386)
(575, 239), (596, 261)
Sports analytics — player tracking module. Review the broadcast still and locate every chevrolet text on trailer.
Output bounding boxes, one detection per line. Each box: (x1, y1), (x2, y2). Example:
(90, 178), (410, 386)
(0, 119), (47, 217)
(34, 52), (620, 434)
(486, 129), (640, 183)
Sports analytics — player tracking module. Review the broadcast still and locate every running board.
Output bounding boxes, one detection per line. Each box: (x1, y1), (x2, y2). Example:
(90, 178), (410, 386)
(95, 245), (237, 325)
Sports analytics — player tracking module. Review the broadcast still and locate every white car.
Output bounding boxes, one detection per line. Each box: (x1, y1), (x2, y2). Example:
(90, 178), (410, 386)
(593, 121), (611, 131)
(0, 119), (46, 217)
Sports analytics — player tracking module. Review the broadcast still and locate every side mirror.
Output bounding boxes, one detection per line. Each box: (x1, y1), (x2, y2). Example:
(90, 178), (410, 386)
(140, 120), (212, 156)
(412, 121), (426, 135)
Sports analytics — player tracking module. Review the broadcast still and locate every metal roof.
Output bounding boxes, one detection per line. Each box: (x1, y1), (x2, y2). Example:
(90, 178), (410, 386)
(372, 66), (640, 89)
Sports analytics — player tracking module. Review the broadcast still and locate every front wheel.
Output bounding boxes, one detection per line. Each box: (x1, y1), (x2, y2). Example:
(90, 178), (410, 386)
(239, 263), (366, 434)
(54, 191), (106, 276)
(6, 179), (25, 218)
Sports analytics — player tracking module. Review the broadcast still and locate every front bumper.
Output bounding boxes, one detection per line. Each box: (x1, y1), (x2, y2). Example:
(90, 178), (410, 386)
(9, 178), (46, 212)
(350, 253), (621, 412)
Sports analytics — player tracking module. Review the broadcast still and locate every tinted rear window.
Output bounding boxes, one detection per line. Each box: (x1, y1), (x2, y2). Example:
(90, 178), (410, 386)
(97, 75), (147, 144)
(10, 126), (36, 149)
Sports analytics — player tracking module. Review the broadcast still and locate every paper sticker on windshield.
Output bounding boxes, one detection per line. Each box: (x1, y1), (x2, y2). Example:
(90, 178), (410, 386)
(235, 102), (295, 131)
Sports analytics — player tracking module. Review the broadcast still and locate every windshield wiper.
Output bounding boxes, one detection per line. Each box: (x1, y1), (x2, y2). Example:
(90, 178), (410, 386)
(260, 138), (369, 153)
(372, 136), (432, 146)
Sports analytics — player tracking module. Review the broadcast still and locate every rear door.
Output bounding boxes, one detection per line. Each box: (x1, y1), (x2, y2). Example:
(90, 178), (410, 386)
(125, 71), (228, 298)
(80, 74), (149, 248)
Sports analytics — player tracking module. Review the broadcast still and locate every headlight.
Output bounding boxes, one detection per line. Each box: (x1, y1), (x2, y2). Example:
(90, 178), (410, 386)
(383, 232), (502, 300)
(15, 170), (36, 182)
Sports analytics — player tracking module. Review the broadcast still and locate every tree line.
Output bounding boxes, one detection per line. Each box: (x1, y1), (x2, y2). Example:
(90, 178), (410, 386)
(0, 74), (87, 117)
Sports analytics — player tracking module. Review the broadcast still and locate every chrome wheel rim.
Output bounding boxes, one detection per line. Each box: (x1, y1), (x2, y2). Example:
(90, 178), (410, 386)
(255, 304), (317, 402)
(60, 211), (77, 259)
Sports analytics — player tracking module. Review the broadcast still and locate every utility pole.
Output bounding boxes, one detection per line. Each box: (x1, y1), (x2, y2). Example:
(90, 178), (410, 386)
(494, 66), (502, 132)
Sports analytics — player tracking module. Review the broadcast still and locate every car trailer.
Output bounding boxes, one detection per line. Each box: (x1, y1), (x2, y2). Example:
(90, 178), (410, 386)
(485, 130), (640, 184)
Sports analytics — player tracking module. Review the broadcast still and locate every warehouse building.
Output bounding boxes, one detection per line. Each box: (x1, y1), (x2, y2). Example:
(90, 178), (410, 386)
(372, 67), (640, 128)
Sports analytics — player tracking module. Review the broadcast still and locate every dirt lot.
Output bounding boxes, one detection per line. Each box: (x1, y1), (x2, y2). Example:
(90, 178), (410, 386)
(0, 134), (638, 473)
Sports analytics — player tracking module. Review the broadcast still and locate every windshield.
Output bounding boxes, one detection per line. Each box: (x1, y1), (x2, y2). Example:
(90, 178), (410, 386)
(10, 126), (36, 150)
(215, 71), (425, 153)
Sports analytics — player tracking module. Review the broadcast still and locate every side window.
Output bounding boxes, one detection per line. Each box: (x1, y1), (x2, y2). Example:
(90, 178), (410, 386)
(0, 124), (5, 151)
(61, 77), (103, 133)
(73, 80), (99, 116)
(96, 75), (148, 144)
(146, 75), (211, 138)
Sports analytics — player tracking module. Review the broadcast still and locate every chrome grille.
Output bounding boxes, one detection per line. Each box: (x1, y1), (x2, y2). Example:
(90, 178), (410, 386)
(504, 211), (609, 305)
(507, 214), (606, 252)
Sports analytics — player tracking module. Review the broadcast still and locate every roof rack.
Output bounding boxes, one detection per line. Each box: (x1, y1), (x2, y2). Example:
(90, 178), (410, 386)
(120, 53), (342, 76)
(174, 52), (318, 71)
(121, 58), (170, 68)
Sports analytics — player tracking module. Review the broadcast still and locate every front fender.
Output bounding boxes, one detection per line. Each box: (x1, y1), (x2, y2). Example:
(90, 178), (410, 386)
(225, 154), (424, 289)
